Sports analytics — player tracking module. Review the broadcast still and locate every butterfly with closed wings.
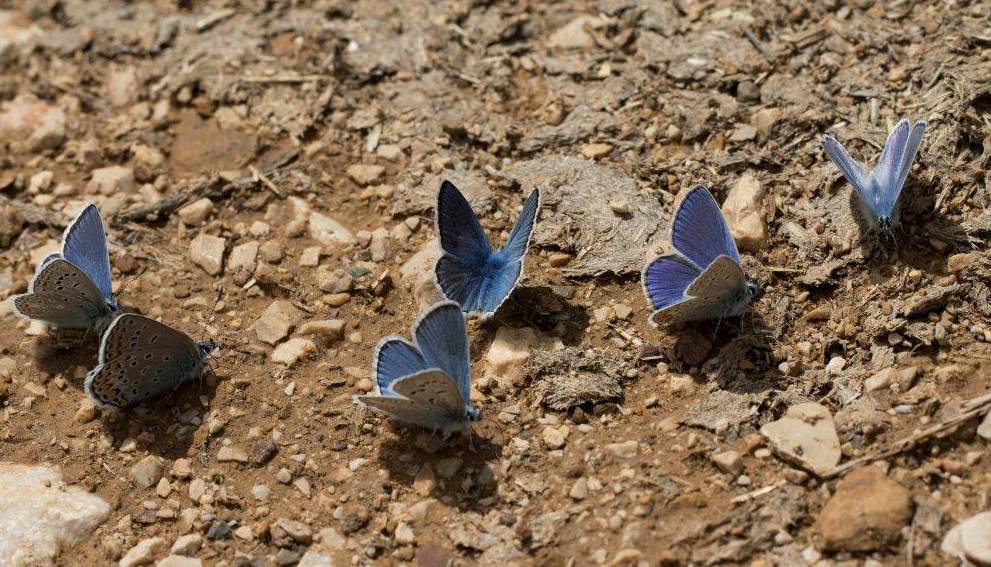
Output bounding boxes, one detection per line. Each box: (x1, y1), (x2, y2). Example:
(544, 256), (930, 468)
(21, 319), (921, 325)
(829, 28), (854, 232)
(85, 313), (216, 409)
(822, 118), (927, 234)
(434, 180), (541, 319)
(642, 185), (758, 326)
(354, 300), (480, 440)
(12, 203), (118, 334)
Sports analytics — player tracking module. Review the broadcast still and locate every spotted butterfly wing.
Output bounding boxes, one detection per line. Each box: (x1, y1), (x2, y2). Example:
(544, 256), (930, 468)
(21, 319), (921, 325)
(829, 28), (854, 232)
(85, 314), (212, 409)
(646, 255), (749, 326)
(11, 258), (113, 330)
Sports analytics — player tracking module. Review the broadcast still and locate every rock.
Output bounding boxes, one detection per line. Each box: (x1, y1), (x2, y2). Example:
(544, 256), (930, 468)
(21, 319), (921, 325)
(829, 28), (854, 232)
(216, 446), (248, 463)
(604, 441), (639, 459)
(711, 450), (743, 475)
(169, 534), (202, 556)
(298, 319), (345, 345)
(0, 94), (66, 151)
(863, 368), (898, 394)
(392, 171), (493, 218)
(300, 246), (321, 267)
(377, 144), (403, 161)
(369, 228), (390, 262)
(942, 512), (991, 565)
(547, 15), (604, 50)
(87, 166), (135, 195)
(541, 427), (566, 450)
(171, 459), (193, 480)
(120, 537), (164, 567)
(399, 241), (444, 309)
(347, 164), (385, 186)
(130, 456), (165, 488)
(581, 143), (613, 159)
(259, 241), (284, 263)
(485, 326), (557, 385)
(189, 233), (225, 276)
(818, 466), (914, 551)
(228, 241), (259, 273)
(75, 399), (98, 423)
(413, 464), (436, 496)
(274, 518), (313, 544)
(309, 211), (355, 246)
(271, 338), (316, 366)
(569, 478), (588, 500)
(0, 463), (109, 566)
(394, 522), (415, 545)
(947, 252), (979, 273)
(978, 412), (991, 441)
(0, 11), (40, 55)
(107, 67), (141, 107)
(721, 173), (767, 251)
(252, 300), (302, 345)
(760, 402), (841, 476)
(188, 479), (206, 502)
(297, 551), (335, 567)
(156, 556), (202, 567)
(177, 198), (214, 226)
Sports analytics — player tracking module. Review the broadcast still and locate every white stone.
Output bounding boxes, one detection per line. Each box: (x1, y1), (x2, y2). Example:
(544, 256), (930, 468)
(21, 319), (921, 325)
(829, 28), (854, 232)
(394, 522), (415, 545)
(297, 551), (335, 567)
(87, 166), (135, 195)
(541, 427), (566, 450)
(156, 556), (202, 567)
(129, 456), (165, 488)
(943, 512), (991, 565)
(216, 446), (248, 463)
(169, 534), (202, 556)
(546, 15), (604, 50)
(300, 246), (321, 267)
(978, 412), (991, 441)
(0, 94), (66, 151)
(309, 211), (355, 246)
(711, 450), (743, 475)
(760, 403), (841, 476)
(119, 537), (163, 567)
(347, 164), (385, 186)
(863, 368), (897, 394)
(107, 67), (141, 108)
(485, 326), (559, 386)
(721, 173), (768, 251)
(398, 240), (444, 309)
(604, 441), (639, 459)
(271, 338), (316, 367)
(228, 241), (259, 273)
(0, 463), (109, 566)
(177, 198), (213, 226)
(189, 233), (225, 276)
(251, 300), (302, 345)
(298, 319), (345, 345)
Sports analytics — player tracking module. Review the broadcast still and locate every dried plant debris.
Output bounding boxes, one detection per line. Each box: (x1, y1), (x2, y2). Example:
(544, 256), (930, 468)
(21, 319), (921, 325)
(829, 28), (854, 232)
(505, 156), (665, 277)
(523, 347), (628, 411)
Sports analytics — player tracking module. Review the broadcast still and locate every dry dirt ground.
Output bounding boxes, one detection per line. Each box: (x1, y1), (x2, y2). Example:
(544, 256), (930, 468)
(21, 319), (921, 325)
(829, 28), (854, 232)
(2, 0), (991, 566)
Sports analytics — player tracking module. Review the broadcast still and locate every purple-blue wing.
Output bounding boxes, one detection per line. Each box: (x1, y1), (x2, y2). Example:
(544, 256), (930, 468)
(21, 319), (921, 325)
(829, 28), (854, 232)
(670, 186), (741, 269)
(822, 134), (876, 213)
(501, 188), (540, 264)
(437, 180), (491, 264)
(372, 337), (428, 393)
(412, 301), (470, 402)
(642, 254), (702, 310)
(62, 203), (114, 306)
(885, 119), (926, 214)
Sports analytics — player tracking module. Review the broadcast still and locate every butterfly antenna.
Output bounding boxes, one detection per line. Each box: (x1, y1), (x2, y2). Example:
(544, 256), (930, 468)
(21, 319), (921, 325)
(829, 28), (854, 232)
(116, 265), (149, 301)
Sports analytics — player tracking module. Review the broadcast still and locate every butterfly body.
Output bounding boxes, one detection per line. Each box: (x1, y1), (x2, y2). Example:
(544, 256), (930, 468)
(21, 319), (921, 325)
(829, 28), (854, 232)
(11, 203), (118, 333)
(434, 181), (540, 318)
(822, 118), (926, 234)
(354, 301), (478, 440)
(642, 186), (757, 325)
(85, 314), (215, 409)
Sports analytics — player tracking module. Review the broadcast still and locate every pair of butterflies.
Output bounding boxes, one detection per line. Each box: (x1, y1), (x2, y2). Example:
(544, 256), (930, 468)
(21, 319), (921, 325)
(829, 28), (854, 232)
(11, 204), (215, 409)
(356, 182), (541, 437)
(643, 118), (927, 325)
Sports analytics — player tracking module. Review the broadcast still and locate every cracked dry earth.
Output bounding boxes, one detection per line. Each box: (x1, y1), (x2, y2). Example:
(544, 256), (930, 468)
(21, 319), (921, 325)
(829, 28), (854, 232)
(2, 0), (991, 566)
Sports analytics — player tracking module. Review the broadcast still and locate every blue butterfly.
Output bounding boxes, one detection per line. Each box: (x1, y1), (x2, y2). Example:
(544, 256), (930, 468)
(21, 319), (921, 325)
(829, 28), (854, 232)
(434, 180), (541, 319)
(822, 118), (927, 233)
(642, 186), (758, 325)
(354, 300), (480, 440)
(11, 203), (118, 333)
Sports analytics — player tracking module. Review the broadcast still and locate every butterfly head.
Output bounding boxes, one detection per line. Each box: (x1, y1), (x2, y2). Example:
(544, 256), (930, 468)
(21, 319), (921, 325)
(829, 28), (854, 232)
(745, 280), (760, 301)
(465, 404), (482, 422)
(198, 340), (218, 357)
